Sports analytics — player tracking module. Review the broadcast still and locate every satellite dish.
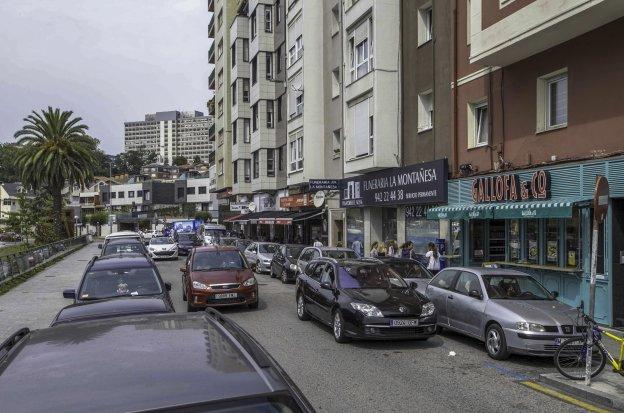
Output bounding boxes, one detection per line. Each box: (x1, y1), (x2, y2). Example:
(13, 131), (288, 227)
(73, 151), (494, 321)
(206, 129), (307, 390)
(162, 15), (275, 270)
(248, 202), (256, 212)
(313, 191), (326, 208)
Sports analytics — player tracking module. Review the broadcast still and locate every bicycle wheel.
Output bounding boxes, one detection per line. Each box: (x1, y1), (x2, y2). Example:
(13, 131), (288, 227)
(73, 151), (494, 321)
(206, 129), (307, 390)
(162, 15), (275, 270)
(554, 337), (606, 380)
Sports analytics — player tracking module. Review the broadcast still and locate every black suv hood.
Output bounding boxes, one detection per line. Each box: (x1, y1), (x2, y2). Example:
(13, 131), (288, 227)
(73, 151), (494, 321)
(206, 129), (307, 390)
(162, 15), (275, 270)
(341, 288), (427, 317)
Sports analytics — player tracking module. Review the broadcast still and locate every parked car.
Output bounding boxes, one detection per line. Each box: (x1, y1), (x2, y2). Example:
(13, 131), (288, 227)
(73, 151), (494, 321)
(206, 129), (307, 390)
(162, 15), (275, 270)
(271, 244), (307, 283)
(296, 247), (359, 275)
(147, 236), (178, 260)
(202, 223), (227, 245)
(141, 229), (162, 243)
(175, 232), (203, 255)
(372, 257), (434, 294)
(0, 310), (315, 413)
(296, 258), (436, 343)
(181, 245), (258, 311)
(99, 230), (142, 250)
(244, 242), (279, 273)
(62, 254), (173, 307)
(425, 267), (580, 360)
(50, 296), (174, 326)
(100, 238), (148, 257)
(215, 237), (251, 253)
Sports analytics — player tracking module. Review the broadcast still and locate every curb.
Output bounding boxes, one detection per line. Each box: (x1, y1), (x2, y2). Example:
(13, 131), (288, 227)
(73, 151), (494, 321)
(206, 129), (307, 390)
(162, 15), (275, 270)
(539, 373), (624, 411)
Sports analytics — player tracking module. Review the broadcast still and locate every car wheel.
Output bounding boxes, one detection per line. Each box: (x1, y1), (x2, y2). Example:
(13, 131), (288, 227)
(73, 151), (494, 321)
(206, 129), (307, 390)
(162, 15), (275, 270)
(281, 269), (288, 284)
(270, 266), (276, 278)
(485, 324), (510, 360)
(435, 325), (444, 334)
(333, 310), (349, 343)
(186, 300), (197, 312)
(296, 293), (310, 321)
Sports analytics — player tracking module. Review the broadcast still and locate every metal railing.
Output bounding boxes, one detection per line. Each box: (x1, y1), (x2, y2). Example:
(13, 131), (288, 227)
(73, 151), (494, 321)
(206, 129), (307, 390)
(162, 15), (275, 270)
(0, 235), (90, 284)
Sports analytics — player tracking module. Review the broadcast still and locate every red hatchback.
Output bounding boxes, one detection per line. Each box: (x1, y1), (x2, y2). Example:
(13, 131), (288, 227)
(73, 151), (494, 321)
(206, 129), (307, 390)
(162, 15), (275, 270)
(181, 246), (258, 311)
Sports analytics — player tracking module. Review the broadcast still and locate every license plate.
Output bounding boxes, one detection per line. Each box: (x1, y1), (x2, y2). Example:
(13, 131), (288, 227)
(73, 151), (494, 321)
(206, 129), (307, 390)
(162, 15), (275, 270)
(214, 293), (237, 299)
(554, 338), (562, 346)
(390, 319), (419, 327)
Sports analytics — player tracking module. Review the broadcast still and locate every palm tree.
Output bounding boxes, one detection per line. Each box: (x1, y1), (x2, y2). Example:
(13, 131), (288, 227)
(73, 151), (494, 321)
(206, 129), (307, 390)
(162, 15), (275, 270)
(14, 107), (96, 238)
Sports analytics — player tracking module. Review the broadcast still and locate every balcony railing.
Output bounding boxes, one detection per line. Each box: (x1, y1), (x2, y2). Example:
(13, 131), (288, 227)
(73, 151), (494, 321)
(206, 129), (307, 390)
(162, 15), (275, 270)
(207, 0), (214, 13)
(208, 14), (215, 38)
(208, 71), (215, 90)
(208, 43), (215, 64)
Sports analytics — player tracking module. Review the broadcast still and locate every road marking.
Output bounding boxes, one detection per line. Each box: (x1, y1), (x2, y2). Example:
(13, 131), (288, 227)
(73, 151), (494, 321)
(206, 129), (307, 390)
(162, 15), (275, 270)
(520, 381), (612, 413)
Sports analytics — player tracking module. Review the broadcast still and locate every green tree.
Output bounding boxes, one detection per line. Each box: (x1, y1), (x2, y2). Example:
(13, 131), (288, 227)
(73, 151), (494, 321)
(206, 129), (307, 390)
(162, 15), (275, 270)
(14, 107), (96, 238)
(173, 155), (188, 166)
(192, 155), (202, 165)
(194, 211), (212, 222)
(85, 210), (108, 236)
(0, 143), (21, 183)
(114, 148), (157, 175)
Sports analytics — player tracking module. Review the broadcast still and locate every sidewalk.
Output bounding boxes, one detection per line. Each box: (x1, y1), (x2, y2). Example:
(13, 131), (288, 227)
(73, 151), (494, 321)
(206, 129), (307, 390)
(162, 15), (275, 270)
(0, 242), (99, 339)
(540, 370), (624, 411)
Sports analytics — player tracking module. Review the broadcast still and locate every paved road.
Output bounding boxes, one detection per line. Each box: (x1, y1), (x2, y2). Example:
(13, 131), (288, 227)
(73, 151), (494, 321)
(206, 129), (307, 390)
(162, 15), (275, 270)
(0, 248), (589, 412)
(155, 257), (586, 413)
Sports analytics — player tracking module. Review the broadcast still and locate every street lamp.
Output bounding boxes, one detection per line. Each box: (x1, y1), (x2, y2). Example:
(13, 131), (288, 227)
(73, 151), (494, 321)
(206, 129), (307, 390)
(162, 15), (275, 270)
(74, 215), (79, 237)
(108, 162), (113, 235)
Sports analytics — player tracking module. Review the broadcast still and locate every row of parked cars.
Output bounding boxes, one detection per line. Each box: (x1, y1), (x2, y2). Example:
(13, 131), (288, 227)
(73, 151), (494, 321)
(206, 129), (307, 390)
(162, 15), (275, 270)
(0, 231), (314, 413)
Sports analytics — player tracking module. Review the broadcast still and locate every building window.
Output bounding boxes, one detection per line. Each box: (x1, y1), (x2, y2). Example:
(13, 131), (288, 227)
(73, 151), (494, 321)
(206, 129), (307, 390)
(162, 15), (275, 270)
(468, 100), (488, 148)
(288, 35), (303, 66)
(243, 78), (250, 102)
(137, 190), (143, 197)
(253, 151), (259, 179)
(217, 69), (223, 89)
(111, 192), (116, 199)
(244, 159), (251, 182)
(278, 145), (284, 171)
(331, 68), (340, 98)
(276, 45), (282, 73)
(232, 120), (237, 144)
(537, 69), (568, 132)
(265, 52), (273, 80)
(277, 96), (283, 122)
(118, 191), (125, 199)
(251, 56), (257, 84)
(252, 104), (258, 131)
(331, 4), (340, 36)
(177, 187), (185, 199)
(417, 91), (433, 132)
(231, 81), (237, 106)
(128, 191), (135, 198)
(333, 129), (341, 157)
(218, 99), (223, 117)
(231, 42), (236, 68)
(242, 39), (249, 61)
(264, 6), (272, 32)
(418, 5), (433, 46)
(217, 39), (223, 58)
(351, 97), (372, 157)
(348, 17), (373, 82)
(355, 39), (369, 79)
(251, 10), (257, 39)
(143, 190), (150, 201)
(369, 115), (374, 155)
(233, 160), (238, 183)
(295, 94), (303, 116)
(217, 10), (223, 30)
(267, 148), (275, 177)
(218, 159), (224, 176)
(267, 100), (274, 128)
(243, 118), (251, 143)
(276, 0), (281, 24)
(187, 187), (196, 195)
(198, 186), (207, 194)
(289, 131), (303, 172)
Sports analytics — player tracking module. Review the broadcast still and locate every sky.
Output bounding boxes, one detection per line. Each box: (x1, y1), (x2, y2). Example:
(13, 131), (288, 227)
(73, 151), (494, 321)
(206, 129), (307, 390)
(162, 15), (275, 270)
(0, 0), (212, 154)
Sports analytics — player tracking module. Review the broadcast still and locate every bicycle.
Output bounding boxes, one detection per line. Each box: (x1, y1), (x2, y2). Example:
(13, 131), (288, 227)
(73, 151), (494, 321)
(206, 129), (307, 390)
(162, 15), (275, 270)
(554, 309), (624, 380)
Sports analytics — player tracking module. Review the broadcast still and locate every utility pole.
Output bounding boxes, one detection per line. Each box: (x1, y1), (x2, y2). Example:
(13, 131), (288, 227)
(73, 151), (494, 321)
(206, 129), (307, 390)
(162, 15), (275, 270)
(108, 162), (113, 235)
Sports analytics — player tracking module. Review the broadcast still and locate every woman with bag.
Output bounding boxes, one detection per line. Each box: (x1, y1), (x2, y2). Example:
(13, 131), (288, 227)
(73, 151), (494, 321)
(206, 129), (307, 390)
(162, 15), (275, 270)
(425, 242), (440, 274)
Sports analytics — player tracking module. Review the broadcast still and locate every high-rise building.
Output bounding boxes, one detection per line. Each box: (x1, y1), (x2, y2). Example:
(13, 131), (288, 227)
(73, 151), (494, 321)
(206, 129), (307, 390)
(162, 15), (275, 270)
(123, 111), (214, 165)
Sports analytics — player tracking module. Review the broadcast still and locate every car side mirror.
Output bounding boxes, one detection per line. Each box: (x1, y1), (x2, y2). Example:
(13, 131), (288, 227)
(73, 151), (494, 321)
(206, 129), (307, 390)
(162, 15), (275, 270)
(469, 290), (483, 300)
(63, 289), (76, 299)
(180, 266), (187, 273)
(409, 281), (418, 290)
(551, 290), (559, 299)
(320, 282), (332, 290)
(165, 282), (172, 291)
(98, 244), (102, 249)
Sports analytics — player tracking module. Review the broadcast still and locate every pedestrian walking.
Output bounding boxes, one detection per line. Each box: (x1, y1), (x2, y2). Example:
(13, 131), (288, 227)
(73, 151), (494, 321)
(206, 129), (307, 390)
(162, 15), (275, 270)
(425, 242), (441, 274)
(351, 239), (363, 256)
(387, 240), (399, 257)
(313, 238), (323, 247)
(400, 241), (413, 258)
(370, 241), (379, 257)
(377, 242), (387, 257)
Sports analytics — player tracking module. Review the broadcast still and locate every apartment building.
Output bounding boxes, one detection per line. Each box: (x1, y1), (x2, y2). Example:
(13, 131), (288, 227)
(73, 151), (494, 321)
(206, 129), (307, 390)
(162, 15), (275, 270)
(424, 1), (624, 326)
(0, 183), (28, 220)
(124, 111), (214, 165)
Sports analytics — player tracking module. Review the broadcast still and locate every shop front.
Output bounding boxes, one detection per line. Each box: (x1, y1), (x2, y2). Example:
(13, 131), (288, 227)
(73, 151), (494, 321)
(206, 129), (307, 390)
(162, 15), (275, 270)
(427, 156), (624, 326)
(340, 159), (448, 257)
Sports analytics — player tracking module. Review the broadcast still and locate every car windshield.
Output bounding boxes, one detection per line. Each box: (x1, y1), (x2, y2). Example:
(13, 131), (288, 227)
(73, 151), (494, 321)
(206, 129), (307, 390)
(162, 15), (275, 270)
(178, 234), (198, 242)
(482, 274), (553, 300)
(79, 268), (162, 300)
(193, 251), (247, 271)
(218, 238), (237, 246)
(338, 264), (407, 289)
(151, 237), (174, 245)
(103, 243), (143, 255)
(385, 261), (433, 279)
(285, 246), (305, 258)
(325, 249), (358, 259)
(205, 229), (226, 237)
(259, 244), (278, 254)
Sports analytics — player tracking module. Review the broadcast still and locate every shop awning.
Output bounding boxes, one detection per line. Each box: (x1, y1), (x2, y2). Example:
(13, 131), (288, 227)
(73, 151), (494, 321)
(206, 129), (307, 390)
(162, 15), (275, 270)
(426, 204), (493, 220)
(224, 213), (248, 222)
(228, 209), (325, 225)
(291, 209), (324, 222)
(427, 198), (586, 220)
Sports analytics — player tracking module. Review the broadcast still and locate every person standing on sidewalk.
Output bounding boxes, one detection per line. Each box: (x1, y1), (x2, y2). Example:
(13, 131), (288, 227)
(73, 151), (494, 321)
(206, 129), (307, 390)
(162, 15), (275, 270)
(425, 242), (440, 274)
(313, 238), (323, 248)
(400, 241), (413, 258)
(369, 241), (379, 257)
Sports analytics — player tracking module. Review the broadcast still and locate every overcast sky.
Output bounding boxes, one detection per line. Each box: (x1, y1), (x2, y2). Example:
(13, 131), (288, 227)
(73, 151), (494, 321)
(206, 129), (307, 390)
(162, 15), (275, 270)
(0, 0), (212, 154)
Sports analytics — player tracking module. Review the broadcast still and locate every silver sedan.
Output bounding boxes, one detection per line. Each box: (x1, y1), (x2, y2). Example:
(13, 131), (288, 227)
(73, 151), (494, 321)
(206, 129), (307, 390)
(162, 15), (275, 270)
(425, 267), (582, 360)
(244, 242), (279, 273)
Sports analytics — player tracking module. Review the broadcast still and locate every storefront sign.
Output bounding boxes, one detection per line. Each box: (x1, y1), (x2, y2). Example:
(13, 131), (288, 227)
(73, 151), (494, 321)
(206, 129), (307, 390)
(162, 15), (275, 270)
(309, 179), (340, 191)
(471, 170), (550, 203)
(230, 202), (249, 212)
(280, 194), (313, 208)
(340, 159), (448, 208)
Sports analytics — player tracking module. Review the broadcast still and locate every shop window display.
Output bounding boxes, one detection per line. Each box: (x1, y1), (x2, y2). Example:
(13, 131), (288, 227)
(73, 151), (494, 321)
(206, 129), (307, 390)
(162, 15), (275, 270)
(546, 218), (560, 266)
(565, 213), (581, 269)
(382, 208), (397, 243)
(508, 220), (520, 262)
(488, 220), (506, 262)
(346, 209), (364, 254)
(526, 219), (539, 264)
(470, 220), (486, 263)
(406, 215), (440, 254)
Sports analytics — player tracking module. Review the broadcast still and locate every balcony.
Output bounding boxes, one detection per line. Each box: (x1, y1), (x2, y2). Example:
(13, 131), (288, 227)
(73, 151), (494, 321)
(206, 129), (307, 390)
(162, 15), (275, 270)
(207, 98), (215, 117)
(208, 70), (215, 90)
(208, 43), (215, 64)
(470, 0), (624, 66)
(207, 0), (214, 13)
(208, 14), (215, 38)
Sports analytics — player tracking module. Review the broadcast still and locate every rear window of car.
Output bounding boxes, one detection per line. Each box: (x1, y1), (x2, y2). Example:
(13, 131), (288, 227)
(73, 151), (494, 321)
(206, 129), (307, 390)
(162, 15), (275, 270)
(178, 234), (198, 241)
(337, 264), (406, 289)
(150, 237), (174, 245)
(79, 268), (162, 300)
(103, 243), (143, 255)
(324, 250), (358, 259)
(385, 261), (433, 279)
(259, 244), (278, 254)
(285, 246), (305, 259)
(193, 251), (247, 271)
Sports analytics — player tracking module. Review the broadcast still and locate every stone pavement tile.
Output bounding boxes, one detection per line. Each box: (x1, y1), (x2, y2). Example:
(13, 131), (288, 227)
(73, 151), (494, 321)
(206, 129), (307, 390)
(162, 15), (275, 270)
(0, 243), (99, 339)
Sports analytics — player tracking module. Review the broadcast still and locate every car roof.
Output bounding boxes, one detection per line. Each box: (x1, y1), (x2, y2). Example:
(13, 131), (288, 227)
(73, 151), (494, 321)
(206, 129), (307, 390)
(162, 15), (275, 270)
(105, 231), (140, 239)
(51, 297), (171, 326)
(318, 247), (355, 252)
(105, 238), (144, 246)
(90, 254), (154, 270)
(441, 267), (531, 277)
(0, 313), (284, 413)
(193, 245), (239, 252)
(282, 244), (307, 248)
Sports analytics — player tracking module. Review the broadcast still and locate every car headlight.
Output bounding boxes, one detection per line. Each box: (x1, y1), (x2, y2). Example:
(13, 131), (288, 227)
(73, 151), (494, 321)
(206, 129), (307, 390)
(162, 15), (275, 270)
(289, 263), (298, 271)
(192, 281), (210, 290)
(350, 302), (383, 317)
(169, 245), (177, 250)
(516, 321), (546, 332)
(243, 277), (257, 286)
(420, 302), (435, 317)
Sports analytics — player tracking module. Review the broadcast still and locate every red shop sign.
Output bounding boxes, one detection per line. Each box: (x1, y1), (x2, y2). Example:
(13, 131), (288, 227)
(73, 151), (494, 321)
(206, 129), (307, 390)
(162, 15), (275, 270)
(279, 194), (313, 208)
(472, 170), (550, 203)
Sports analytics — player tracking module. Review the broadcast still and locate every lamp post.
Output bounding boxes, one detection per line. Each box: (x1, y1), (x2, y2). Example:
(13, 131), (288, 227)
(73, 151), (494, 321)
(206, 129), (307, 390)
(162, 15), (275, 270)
(108, 162), (113, 235)
(74, 215), (79, 237)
